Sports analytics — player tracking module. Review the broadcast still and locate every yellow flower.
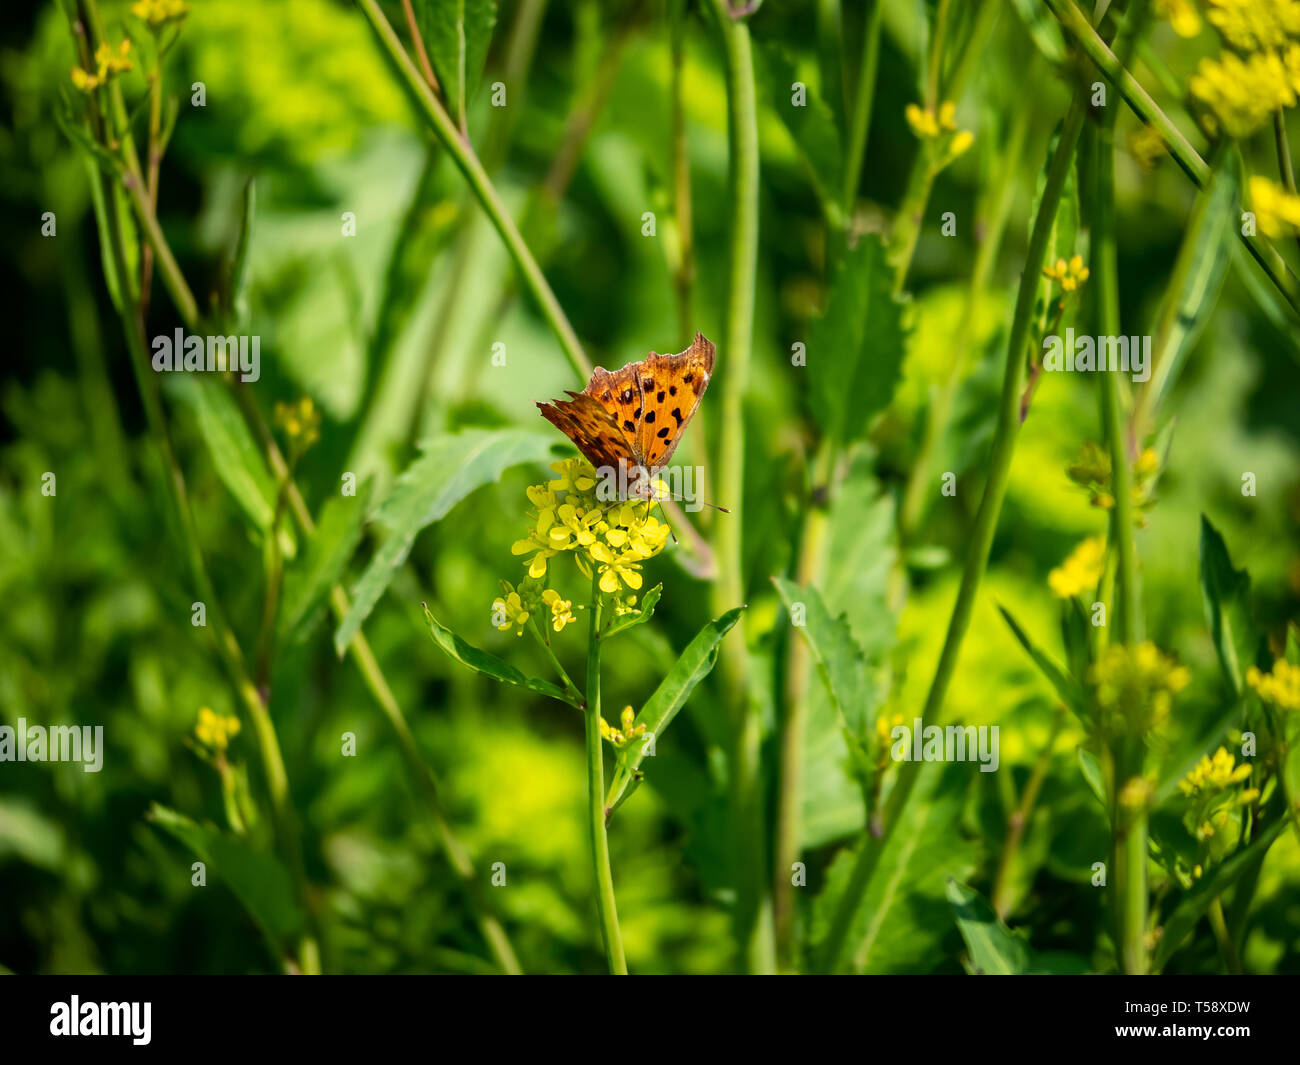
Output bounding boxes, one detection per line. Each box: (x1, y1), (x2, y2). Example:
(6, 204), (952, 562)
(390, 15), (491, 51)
(1127, 124), (1168, 170)
(1205, 0), (1300, 52)
(589, 542), (643, 593)
(1042, 254), (1090, 292)
(905, 103), (941, 138)
(1154, 0), (1203, 37)
(274, 396), (321, 450)
(1190, 50), (1295, 139)
(541, 588), (575, 633)
(94, 39), (134, 76)
(1249, 176), (1300, 239)
(599, 705), (646, 748)
(491, 584), (530, 635)
(905, 101), (973, 164)
(195, 706), (241, 752)
(71, 66), (101, 92)
(1090, 641), (1190, 737)
(132, 0), (189, 28)
(1247, 658), (1300, 711)
(1180, 746), (1254, 797)
(1049, 536), (1106, 598)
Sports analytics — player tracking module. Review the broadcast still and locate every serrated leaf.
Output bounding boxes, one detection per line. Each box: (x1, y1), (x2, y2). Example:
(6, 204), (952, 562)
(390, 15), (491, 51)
(947, 879), (1031, 975)
(417, 0), (497, 130)
(605, 607), (744, 812)
(772, 577), (871, 742)
(148, 803), (303, 952)
(334, 429), (559, 654)
(279, 480), (373, 647)
(808, 236), (908, 447)
(422, 605), (578, 706)
(1199, 515), (1259, 696)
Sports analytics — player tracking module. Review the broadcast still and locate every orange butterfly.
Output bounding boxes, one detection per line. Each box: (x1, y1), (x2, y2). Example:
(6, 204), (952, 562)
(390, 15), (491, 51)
(538, 333), (715, 500)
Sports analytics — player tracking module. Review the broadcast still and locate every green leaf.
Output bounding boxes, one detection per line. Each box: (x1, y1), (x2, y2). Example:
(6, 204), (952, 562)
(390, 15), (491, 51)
(417, 0), (497, 129)
(605, 607), (744, 811)
(169, 375), (296, 557)
(755, 44), (843, 216)
(334, 429), (560, 654)
(225, 178), (257, 331)
(998, 604), (1085, 717)
(602, 583), (662, 639)
(1153, 813), (1288, 970)
(1199, 515), (1259, 697)
(147, 803), (303, 952)
(809, 763), (976, 973)
(772, 577), (871, 742)
(1077, 747), (1107, 813)
(808, 236), (909, 448)
(947, 879), (1031, 975)
(422, 605), (578, 706)
(1144, 161), (1235, 416)
(279, 480), (373, 647)
(1008, 0), (1066, 64)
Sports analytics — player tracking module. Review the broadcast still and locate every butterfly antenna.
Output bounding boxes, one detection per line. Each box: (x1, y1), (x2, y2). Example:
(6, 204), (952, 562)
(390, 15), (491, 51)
(654, 498), (679, 544)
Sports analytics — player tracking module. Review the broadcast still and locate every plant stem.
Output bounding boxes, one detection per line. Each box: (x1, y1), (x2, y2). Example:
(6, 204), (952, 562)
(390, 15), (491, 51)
(841, 0), (883, 217)
(708, 0), (774, 974)
(772, 442), (833, 968)
(1274, 112), (1300, 256)
(356, 0), (592, 380)
(1208, 897), (1243, 974)
(670, 0), (696, 341)
(815, 90), (1089, 974)
(991, 708), (1064, 918)
(585, 578), (627, 974)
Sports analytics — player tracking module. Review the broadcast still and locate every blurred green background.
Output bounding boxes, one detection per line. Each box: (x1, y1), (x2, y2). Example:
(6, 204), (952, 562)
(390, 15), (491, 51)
(2, 0), (1299, 974)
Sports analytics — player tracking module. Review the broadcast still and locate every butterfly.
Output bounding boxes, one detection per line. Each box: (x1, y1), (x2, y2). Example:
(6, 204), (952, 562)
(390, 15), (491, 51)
(537, 332), (715, 500)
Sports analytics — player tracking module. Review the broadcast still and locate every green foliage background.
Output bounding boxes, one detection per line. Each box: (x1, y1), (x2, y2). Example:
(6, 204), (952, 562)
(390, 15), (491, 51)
(1, 0), (1299, 974)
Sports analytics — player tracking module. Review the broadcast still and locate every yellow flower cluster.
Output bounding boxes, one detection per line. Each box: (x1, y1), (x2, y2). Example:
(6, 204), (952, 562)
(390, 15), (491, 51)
(1190, 2), (1300, 138)
(511, 459), (670, 593)
(132, 0), (189, 28)
(195, 706), (241, 752)
(1042, 254), (1090, 293)
(1090, 641), (1190, 737)
(1246, 657), (1300, 711)
(71, 40), (133, 93)
(1049, 536), (1106, 599)
(1207, 0), (1300, 52)
(274, 396), (321, 450)
(1154, 0), (1202, 38)
(1179, 747), (1259, 857)
(599, 706), (647, 749)
(1180, 746), (1254, 797)
(1066, 442), (1159, 517)
(1249, 176), (1300, 238)
(904, 101), (974, 164)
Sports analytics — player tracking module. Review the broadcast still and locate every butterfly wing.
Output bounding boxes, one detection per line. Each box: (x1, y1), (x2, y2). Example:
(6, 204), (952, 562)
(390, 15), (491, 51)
(536, 391), (636, 473)
(628, 332), (715, 468)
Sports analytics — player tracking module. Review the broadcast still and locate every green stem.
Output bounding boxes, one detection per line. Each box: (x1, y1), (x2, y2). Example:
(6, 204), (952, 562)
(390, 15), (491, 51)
(815, 91), (1089, 974)
(355, 0), (591, 381)
(841, 0), (883, 217)
(530, 617), (584, 705)
(1274, 112), (1300, 256)
(773, 442), (833, 968)
(1208, 897), (1243, 974)
(707, 0), (773, 974)
(585, 579), (627, 974)
(1044, 0), (1300, 318)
